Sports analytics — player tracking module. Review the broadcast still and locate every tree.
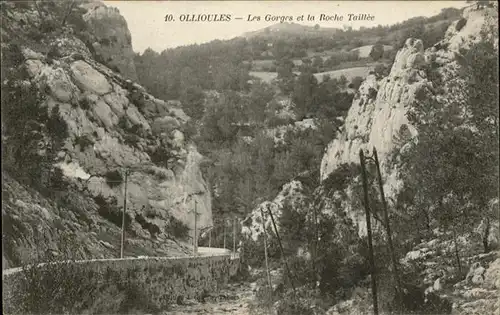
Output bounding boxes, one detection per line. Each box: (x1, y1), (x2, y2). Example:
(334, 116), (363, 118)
(292, 70), (318, 118)
(276, 57), (295, 94)
(180, 86), (205, 120)
(312, 56), (323, 72)
(248, 81), (275, 122)
(338, 75), (348, 87)
(349, 76), (364, 90)
(369, 43), (384, 61)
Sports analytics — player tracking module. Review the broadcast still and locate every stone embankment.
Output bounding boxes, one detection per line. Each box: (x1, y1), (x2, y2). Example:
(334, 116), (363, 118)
(3, 251), (240, 313)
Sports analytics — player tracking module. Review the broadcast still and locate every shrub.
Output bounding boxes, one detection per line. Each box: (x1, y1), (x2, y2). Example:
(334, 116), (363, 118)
(47, 45), (62, 60)
(99, 38), (111, 46)
(94, 194), (132, 230)
(50, 167), (65, 190)
(118, 115), (129, 129)
(105, 170), (123, 188)
(349, 76), (364, 90)
(456, 18), (467, 31)
(374, 63), (388, 78)
(47, 106), (69, 147)
(368, 87), (378, 100)
(74, 134), (94, 152)
(123, 133), (141, 149)
(165, 215), (189, 240)
(40, 20), (58, 34)
(2, 43), (25, 68)
(80, 98), (91, 110)
(135, 213), (161, 238)
(181, 120), (197, 141)
(128, 90), (146, 114)
(149, 146), (175, 169)
(369, 43), (385, 61)
(266, 115), (294, 128)
(27, 29), (44, 41)
(65, 8), (88, 33)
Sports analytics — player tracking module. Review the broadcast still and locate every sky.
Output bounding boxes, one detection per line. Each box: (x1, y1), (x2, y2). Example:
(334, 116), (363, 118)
(103, 1), (469, 53)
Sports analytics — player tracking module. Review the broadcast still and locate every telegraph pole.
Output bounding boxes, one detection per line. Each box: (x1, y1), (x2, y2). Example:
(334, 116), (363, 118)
(209, 228), (212, 248)
(360, 149), (378, 315)
(193, 199), (198, 255)
(268, 205), (296, 293)
(233, 217), (236, 256)
(373, 147), (402, 308)
(223, 221), (226, 249)
(120, 169), (129, 259)
(260, 207), (272, 291)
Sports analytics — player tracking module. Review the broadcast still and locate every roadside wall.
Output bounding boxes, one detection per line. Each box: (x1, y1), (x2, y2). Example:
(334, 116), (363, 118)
(3, 254), (240, 313)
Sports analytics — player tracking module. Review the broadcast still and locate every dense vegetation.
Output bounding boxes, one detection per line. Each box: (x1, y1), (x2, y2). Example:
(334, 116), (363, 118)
(396, 29), (499, 256)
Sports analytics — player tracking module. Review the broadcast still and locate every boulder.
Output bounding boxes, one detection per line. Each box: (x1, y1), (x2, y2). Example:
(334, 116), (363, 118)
(92, 99), (118, 130)
(82, 2), (138, 80)
(70, 60), (112, 95)
(25, 59), (43, 77)
(45, 67), (77, 103)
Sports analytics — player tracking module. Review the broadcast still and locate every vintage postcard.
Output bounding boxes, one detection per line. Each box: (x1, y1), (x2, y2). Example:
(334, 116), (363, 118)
(2, 1), (498, 314)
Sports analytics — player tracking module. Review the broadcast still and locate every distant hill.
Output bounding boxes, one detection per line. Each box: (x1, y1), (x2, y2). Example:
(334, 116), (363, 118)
(243, 22), (340, 39)
(350, 45), (394, 58)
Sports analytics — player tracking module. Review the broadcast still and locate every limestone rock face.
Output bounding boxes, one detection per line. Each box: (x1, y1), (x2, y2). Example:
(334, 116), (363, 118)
(241, 180), (306, 242)
(81, 1), (138, 81)
(320, 37), (425, 190)
(319, 4), (498, 235)
(70, 60), (112, 95)
(2, 1), (210, 267)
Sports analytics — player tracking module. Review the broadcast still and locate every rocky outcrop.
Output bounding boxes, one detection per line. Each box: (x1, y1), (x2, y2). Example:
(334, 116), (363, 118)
(81, 1), (138, 81)
(320, 4), (498, 235)
(241, 180), (306, 242)
(1, 1), (210, 267)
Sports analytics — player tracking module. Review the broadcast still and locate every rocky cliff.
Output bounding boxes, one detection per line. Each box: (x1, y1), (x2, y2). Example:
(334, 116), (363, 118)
(81, 1), (138, 81)
(1, 1), (211, 268)
(320, 4), (498, 234)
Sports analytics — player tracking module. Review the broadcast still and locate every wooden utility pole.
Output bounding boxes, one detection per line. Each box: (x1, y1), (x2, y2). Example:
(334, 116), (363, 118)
(373, 147), (402, 306)
(260, 207), (272, 291)
(223, 221), (226, 249)
(209, 228), (212, 248)
(312, 199), (319, 288)
(120, 169), (129, 259)
(268, 205), (296, 293)
(233, 217), (236, 256)
(193, 200), (198, 255)
(360, 149), (378, 315)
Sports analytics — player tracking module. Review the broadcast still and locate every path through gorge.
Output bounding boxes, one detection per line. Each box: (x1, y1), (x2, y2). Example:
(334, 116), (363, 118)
(165, 247), (258, 315)
(166, 281), (255, 315)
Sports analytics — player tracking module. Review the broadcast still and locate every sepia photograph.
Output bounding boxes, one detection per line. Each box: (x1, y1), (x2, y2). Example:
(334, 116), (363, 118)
(1, 1), (499, 314)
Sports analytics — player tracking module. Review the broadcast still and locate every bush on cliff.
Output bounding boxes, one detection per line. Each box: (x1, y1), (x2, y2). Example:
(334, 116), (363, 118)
(94, 194), (133, 231)
(105, 169), (123, 188)
(165, 215), (190, 240)
(1, 51), (69, 190)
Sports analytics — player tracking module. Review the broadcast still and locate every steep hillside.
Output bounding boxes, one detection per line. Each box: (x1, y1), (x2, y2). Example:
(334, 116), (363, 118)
(320, 3), (498, 233)
(243, 22), (340, 39)
(1, 1), (211, 268)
